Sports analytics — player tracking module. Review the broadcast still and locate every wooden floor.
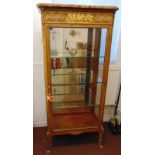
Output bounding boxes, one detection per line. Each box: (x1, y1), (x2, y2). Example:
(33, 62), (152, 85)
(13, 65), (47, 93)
(33, 123), (121, 155)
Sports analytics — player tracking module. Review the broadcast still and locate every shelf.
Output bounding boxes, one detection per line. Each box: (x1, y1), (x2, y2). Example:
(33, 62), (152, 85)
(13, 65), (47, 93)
(51, 111), (99, 133)
(51, 68), (92, 75)
(52, 101), (99, 109)
(51, 85), (101, 108)
(53, 106), (97, 114)
(51, 83), (102, 102)
(51, 82), (102, 86)
(51, 71), (94, 85)
(51, 57), (104, 69)
(52, 94), (85, 103)
(51, 55), (104, 58)
(52, 92), (84, 96)
(52, 72), (90, 76)
(50, 50), (103, 58)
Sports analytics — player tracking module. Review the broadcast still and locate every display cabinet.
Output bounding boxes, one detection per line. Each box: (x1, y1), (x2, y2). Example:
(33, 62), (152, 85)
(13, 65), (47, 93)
(37, 3), (118, 154)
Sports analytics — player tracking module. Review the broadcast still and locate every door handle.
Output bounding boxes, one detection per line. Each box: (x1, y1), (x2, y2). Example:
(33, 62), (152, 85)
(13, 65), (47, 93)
(46, 93), (52, 102)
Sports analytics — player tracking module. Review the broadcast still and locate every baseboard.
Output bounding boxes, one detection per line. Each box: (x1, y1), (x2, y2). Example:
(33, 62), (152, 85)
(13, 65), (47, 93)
(104, 105), (115, 122)
(33, 121), (47, 127)
(116, 110), (121, 123)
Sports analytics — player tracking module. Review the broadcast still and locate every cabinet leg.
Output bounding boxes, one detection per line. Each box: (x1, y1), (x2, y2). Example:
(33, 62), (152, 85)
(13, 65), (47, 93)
(99, 128), (104, 148)
(47, 131), (52, 155)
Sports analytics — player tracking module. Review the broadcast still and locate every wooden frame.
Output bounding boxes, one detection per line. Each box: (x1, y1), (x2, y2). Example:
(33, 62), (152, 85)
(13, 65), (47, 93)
(37, 3), (118, 155)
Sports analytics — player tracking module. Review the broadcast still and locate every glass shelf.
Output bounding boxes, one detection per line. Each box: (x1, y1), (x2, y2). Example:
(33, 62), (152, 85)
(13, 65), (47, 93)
(51, 83), (102, 108)
(52, 92), (84, 96)
(52, 101), (99, 109)
(51, 68), (92, 75)
(50, 53), (104, 58)
(50, 50), (97, 58)
(51, 68), (103, 76)
(52, 82), (102, 96)
(51, 67), (103, 85)
(51, 57), (104, 69)
(52, 73), (86, 76)
(52, 92), (92, 103)
(51, 82), (102, 86)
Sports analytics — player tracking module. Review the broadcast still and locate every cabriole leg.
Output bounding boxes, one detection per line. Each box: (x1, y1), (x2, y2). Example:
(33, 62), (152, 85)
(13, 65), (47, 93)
(99, 128), (104, 148)
(47, 131), (52, 155)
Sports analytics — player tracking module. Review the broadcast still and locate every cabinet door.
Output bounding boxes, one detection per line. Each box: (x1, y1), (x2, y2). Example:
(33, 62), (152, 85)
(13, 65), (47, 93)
(48, 27), (108, 117)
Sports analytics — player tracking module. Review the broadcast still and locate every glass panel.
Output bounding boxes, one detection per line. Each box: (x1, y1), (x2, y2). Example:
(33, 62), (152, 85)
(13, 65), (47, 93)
(49, 27), (107, 110)
(50, 28), (94, 57)
(99, 29), (107, 63)
(52, 83), (102, 107)
(51, 70), (103, 85)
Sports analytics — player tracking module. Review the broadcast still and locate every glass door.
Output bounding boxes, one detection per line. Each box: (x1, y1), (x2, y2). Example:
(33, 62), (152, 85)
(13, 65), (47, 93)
(49, 27), (107, 118)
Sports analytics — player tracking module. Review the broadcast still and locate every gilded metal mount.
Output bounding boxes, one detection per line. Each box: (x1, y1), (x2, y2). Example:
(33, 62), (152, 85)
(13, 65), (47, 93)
(46, 94), (52, 102)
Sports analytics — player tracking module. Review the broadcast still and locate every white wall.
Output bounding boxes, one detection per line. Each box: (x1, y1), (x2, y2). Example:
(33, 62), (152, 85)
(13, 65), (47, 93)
(33, 0), (50, 126)
(33, 1), (121, 127)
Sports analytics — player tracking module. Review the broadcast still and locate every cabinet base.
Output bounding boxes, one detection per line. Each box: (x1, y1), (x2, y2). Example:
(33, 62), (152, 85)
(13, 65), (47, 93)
(46, 129), (104, 154)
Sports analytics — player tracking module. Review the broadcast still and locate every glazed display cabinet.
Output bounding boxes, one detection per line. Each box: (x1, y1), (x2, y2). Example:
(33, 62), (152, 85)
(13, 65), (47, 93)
(37, 3), (118, 154)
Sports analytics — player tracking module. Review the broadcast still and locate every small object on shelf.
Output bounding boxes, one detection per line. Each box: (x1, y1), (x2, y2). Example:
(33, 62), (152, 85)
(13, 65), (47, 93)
(68, 48), (77, 57)
(76, 42), (87, 50)
(66, 57), (72, 68)
(69, 30), (78, 37)
(52, 58), (62, 69)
